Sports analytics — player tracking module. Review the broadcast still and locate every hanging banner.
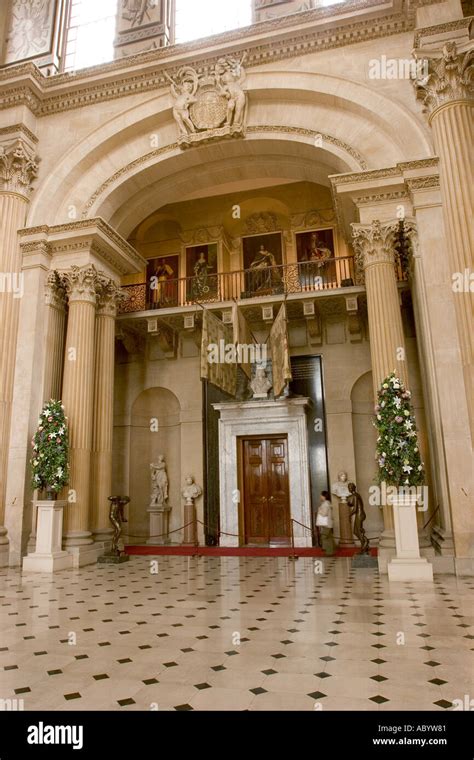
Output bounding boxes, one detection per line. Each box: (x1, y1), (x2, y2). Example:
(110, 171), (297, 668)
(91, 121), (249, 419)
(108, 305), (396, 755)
(269, 303), (292, 397)
(200, 308), (237, 396)
(232, 304), (254, 380)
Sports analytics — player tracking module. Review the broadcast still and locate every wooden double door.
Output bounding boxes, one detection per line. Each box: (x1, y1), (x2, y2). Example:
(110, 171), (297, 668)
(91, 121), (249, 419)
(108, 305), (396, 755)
(240, 435), (291, 545)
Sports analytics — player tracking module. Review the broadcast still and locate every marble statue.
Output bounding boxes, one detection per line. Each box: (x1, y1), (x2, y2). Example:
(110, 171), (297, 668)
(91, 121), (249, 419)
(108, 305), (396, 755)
(331, 471), (351, 501)
(166, 68), (198, 136)
(250, 366), (272, 399)
(347, 482), (370, 554)
(182, 476), (202, 505)
(215, 55), (247, 129)
(150, 456), (169, 507)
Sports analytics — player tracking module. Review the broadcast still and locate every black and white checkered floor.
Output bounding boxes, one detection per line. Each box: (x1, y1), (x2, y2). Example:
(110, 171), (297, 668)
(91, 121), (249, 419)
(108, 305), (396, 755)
(0, 556), (472, 711)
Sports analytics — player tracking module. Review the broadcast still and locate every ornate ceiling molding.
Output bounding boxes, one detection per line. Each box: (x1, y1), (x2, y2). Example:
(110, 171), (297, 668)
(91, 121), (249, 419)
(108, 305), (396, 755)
(0, 1), (431, 117)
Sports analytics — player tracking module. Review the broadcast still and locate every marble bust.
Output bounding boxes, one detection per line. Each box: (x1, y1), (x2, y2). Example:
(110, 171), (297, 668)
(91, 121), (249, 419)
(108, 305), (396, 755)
(182, 476), (202, 505)
(250, 366), (272, 399)
(331, 470), (351, 501)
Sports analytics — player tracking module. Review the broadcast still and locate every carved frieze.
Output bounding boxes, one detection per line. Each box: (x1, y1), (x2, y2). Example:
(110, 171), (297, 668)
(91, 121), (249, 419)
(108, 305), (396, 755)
(167, 55), (248, 148)
(244, 212), (278, 234)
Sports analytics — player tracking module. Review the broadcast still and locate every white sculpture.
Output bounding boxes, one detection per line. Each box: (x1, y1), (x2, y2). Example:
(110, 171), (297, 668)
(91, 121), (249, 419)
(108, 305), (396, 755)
(182, 476), (202, 505)
(331, 470), (351, 501)
(250, 366), (272, 399)
(150, 456), (169, 507)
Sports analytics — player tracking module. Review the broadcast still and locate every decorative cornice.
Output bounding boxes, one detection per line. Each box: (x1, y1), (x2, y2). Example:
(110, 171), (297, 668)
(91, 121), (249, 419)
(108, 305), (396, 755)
(406, 174), (440, 191)
(353, 190), (409, 205)
(0, 138), (39, 196)
(0, 1), (426, 117)
(0, 123), (38, 144)
(413, 17), (473, 49)
(413, 40), (474, 116)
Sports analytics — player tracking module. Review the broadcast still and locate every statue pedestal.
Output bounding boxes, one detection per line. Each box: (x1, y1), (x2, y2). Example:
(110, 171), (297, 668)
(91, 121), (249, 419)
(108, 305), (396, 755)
(147, 506), (171, 545)
(387, 495), (433, 582)
(337, 498), (355, 547)
(23, 500), (73, 573)
(182, 502), (198, 545)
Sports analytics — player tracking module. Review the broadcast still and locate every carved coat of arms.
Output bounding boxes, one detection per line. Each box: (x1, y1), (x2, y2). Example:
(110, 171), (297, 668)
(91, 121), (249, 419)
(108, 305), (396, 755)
(166, 54), (248, 148)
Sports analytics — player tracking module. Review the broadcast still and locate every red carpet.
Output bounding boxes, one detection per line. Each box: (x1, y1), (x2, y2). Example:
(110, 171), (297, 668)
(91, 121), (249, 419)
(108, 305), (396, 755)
(125, 545), (378, 557)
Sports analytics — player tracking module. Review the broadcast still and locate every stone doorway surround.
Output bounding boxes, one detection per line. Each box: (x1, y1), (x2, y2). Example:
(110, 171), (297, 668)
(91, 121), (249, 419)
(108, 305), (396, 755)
(213, 398), (312, 547)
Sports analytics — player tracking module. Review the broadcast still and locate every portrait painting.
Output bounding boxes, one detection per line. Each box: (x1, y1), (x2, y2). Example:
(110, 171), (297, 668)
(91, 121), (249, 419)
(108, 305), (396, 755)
(295, 228), (337, 288)
(186, 243), (218, 301)
(147, 254), (179, 308)
(242, 232), (283, 295)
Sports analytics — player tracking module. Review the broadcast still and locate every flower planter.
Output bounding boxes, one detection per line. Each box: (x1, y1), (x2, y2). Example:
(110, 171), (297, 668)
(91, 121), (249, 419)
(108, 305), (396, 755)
(22, 500), (72, 573)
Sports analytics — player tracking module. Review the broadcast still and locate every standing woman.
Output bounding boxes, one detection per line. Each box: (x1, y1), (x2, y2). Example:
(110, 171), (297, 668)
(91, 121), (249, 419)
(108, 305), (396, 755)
(316, 491), (336, 556)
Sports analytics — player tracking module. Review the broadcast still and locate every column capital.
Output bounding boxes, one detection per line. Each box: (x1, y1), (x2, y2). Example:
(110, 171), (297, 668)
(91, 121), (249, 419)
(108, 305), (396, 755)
(0, 139), (39, 197)
(351, 220), (400, 281)
(45, 271), (67, 311)
(414, 41), (474, 118)
(62, 265), (100, 305)
(96, 275), (125, 318)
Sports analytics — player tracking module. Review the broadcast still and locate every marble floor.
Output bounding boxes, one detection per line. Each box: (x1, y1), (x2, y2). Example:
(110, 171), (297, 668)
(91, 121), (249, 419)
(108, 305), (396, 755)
(0, 556), (472, 711)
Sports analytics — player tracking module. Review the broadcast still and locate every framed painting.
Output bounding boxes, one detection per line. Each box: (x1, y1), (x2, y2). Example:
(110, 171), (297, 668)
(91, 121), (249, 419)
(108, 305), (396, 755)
(147, 254), (180, 309)
(242, 232), (284, 296)
(295, 228), (337, 288)
(186, 243), (219, 301)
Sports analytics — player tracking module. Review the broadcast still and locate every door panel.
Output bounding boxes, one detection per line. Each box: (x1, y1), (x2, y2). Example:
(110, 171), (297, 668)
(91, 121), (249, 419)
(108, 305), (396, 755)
(242, 436), (290, 544)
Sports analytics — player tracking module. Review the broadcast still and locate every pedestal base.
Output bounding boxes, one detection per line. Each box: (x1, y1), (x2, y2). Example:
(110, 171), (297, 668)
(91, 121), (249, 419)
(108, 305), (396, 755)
(0, 529), (9, 567)
(182, 503), (197, 546)
(98, 553), (130, 564)
(387, 557), (434, 582)
(147, 506), (171, 545)
(352, 553), (378, 568)
(66, 542), (103, 568)
(23, 551), (73, 573)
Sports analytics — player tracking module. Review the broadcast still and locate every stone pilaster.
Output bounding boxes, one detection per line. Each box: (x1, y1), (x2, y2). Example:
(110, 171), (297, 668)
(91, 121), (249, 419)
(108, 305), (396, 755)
(90, 277), (123, 545)
(352, 220), (409, 566)
(61, 265), (99, 564)
(0, 138), (38, 565)
(415, 41), (474, 442)
(114, 0), (175, 58)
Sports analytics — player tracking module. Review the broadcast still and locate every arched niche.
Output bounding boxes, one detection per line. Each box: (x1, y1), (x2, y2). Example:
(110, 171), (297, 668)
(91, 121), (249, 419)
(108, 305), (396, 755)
(350, 370), (383, 540)
(128, 387), (181, 542)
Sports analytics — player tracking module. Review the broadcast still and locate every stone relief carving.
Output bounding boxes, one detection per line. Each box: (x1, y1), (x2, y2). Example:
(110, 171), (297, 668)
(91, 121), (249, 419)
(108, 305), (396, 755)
(413, 41), (474, 114)
(167, 55), (248, 148)
(0, 139), (39, 194)
(244, 212), (278, 234)
(5, 0), (54, 64)
(121, 0), (158, 27)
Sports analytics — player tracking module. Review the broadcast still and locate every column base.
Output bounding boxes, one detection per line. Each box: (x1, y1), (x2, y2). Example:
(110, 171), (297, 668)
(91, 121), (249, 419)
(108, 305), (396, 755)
(454, 558), (474, 577)
(93, 528), (113, 554)
(23, 550), (73, 573)
(387, 557), (433, 582)
(0, 527), (9, 567)
(66, 542), (103, 568)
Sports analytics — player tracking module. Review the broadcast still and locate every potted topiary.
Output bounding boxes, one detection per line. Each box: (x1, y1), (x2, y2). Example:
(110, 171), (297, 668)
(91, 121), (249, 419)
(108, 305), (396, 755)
(31, 399), (69, 498)
(373, 372), (433, 581)
(23, 400), (72, 573)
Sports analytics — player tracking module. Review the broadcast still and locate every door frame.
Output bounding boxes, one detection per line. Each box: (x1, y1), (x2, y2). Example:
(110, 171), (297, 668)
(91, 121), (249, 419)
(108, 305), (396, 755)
(237, 433), (291, 546)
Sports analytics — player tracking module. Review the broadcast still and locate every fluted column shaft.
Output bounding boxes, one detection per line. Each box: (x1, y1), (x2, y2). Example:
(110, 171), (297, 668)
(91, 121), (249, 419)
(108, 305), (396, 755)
(90, 279), (121, 539)
(43, 273), (67, 403)
(61, 266), (98, 546)
(430, 101), (473, 439)
(0, 193), (28, 532)
(353, 220), (409, 541)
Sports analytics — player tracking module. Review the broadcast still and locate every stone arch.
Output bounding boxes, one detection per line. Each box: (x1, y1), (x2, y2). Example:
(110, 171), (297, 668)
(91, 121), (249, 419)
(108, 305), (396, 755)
(27, 70), (433, 233)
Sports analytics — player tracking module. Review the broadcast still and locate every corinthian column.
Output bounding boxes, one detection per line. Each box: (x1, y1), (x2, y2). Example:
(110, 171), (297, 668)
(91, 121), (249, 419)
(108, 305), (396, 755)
(352, 220), (409, 566)
(0, 139), (38, 565)
(90, 277), (123, 546)
(414, 41), (474, 440)
(61, 265), (99, 564)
